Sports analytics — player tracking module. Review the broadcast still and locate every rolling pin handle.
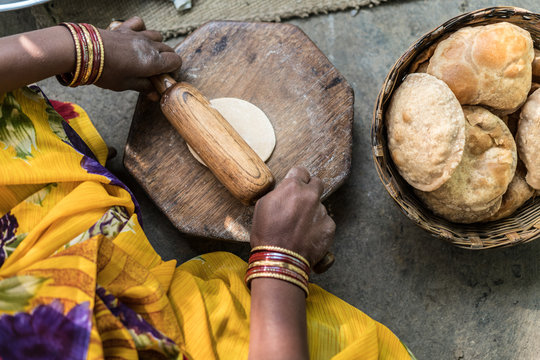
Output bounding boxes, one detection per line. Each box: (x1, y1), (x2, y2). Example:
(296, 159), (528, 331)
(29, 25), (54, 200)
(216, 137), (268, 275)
(151, 74), (177, 95)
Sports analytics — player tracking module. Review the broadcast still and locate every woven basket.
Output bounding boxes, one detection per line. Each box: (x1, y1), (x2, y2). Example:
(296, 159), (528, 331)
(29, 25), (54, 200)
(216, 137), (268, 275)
(372, 7), (540, 249)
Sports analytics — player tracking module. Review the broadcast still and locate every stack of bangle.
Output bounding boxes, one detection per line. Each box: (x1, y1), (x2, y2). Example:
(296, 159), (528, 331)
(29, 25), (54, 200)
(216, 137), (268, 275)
(245, 246), (311, 297)
(56, 22), (105, 87)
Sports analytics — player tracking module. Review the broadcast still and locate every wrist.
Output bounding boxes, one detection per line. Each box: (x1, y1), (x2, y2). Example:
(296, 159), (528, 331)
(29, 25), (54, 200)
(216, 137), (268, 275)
(251, 277), (305, 299)
(249, 278), (309, 360)
(50, 26), (78, 75)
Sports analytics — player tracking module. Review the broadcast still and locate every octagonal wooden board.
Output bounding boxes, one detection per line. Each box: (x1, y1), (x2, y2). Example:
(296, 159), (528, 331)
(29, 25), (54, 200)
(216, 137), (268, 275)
(124, 21), (353, 242)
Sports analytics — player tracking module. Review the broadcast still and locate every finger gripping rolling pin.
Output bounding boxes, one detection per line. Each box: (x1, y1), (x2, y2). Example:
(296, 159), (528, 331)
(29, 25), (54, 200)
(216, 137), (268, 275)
(151, 74), (275, 205)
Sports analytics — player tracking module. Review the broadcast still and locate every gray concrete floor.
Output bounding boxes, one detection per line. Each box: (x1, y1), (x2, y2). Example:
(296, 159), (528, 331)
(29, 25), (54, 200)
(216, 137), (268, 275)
(2, 1), (540, 359)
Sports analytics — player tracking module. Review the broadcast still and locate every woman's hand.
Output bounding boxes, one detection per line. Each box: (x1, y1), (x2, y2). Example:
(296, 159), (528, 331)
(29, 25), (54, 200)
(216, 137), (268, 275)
(250, 166), (335, 267)
(96, 17), (182, 92)
(249, 166), (334, 360)
(0, 17), (181, 94)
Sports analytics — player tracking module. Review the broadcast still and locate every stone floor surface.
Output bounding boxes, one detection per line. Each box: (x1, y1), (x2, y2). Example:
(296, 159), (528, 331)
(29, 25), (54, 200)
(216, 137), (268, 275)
(1, 1), (540, 359)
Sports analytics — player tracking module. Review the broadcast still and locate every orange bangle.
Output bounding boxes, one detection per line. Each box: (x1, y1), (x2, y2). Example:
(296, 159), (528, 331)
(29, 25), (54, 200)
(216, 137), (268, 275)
(79, 25), (95, 85)
(245, 272), (309, 297)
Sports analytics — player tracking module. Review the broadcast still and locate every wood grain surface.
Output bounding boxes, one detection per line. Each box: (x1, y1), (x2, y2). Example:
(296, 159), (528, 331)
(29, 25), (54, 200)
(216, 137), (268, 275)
(125, 21), (354, 242)
(157, 79), (275, 205)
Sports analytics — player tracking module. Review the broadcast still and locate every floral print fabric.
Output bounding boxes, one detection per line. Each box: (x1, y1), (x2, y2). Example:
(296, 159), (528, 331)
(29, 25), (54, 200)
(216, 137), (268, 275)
(0, 88), (184, 360)
(0, 87), (411, 360)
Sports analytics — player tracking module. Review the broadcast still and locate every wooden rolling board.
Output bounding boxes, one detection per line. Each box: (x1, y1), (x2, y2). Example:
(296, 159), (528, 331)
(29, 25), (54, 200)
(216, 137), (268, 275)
(124, 21), (354, 242)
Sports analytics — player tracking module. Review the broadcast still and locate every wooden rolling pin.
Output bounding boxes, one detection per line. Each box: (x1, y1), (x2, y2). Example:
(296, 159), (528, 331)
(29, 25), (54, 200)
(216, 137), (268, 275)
(152, 75), (334, 272)
(109, 21), (334, 272)
(151, 74), (275, 205)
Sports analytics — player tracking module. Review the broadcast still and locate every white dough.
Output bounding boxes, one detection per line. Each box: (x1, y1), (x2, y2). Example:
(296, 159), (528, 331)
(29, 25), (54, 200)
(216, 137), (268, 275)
(187, 97), (276, 166)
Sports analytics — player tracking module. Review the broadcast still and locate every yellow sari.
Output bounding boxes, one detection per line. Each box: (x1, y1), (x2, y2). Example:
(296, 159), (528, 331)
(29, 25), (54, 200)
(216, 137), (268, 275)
(0, 87), (412, 359)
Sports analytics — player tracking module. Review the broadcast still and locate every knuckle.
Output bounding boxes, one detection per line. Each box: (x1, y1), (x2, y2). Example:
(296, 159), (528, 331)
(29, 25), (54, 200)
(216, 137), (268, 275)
(326, 219), (336, 235)
(322, 215), (335, 230)
(280, 178), (301, 193)
(132, 16), (144, 24)
(254, 196), (267, 210)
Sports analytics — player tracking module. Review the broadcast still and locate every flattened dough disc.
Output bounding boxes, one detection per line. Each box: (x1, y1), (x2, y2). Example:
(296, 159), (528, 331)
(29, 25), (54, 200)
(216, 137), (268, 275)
(187, 97), (276, 165)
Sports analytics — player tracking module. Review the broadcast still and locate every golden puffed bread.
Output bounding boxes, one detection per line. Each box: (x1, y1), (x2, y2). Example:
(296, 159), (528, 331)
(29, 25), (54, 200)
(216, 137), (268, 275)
(416, 106), (517, 223)
(427, 22), (534, 111)
(517, 88), (540, 189)
(486, 161), (534, 221)
(387, 73), (466, 191)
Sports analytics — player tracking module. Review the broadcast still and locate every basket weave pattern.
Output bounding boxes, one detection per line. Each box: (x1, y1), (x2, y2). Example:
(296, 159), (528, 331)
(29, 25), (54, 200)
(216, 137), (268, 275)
(372, 7), (540, 249)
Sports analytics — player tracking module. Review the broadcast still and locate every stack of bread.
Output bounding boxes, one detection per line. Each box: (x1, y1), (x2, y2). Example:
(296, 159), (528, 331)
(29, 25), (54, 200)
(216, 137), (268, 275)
(387, 22), (540, 223)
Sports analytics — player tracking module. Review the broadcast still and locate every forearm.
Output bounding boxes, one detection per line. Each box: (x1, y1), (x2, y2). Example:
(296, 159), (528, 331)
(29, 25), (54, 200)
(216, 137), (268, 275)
(249, 278), (309, 360)
(0, 26), (75, 93)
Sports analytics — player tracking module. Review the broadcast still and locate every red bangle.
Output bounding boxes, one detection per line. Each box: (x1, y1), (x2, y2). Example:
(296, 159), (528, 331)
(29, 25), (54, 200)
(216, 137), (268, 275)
(79, 24), (95, 85)
(56, 22), (105, 87)
(71, 23), (90, 87)
(246, 247), (312, 296)
(81, 23), (102, 84)
(250, 245), (310, 268)
(249, 252), (310, 275)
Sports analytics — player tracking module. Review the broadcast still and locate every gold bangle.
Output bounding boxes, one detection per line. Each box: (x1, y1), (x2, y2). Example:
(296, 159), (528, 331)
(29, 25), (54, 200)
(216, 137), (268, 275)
(251, 246), (310, 268)
(62, 23), (82, 87)
(80, 25), (94, 85)
(91, 24), (105, 84)
(248, 260), (309, 282)
(246, 272), (309, 297)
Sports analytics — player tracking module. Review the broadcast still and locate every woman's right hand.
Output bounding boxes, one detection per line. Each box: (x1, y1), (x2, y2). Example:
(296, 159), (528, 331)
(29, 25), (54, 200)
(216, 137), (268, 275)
(250, 166), (335, 267)
(95, 17), (182, 92)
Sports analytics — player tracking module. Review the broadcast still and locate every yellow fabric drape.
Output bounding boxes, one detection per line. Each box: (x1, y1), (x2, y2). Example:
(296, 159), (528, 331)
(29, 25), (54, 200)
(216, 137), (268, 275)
(0, 87), (412, 359)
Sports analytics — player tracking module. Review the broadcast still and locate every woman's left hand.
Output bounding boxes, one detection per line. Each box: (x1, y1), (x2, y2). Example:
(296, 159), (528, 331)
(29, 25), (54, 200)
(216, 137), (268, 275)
(95, 17), (182, 92)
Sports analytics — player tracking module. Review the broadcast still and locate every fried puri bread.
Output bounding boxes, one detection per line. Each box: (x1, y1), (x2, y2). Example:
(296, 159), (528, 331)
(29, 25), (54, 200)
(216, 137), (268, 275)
(386, 73), (466, 191)
(427, 22), (534, 112)
(486, 161), (534, 221)
(517, 88), (540, 189)
(416, 106), (517, 223)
